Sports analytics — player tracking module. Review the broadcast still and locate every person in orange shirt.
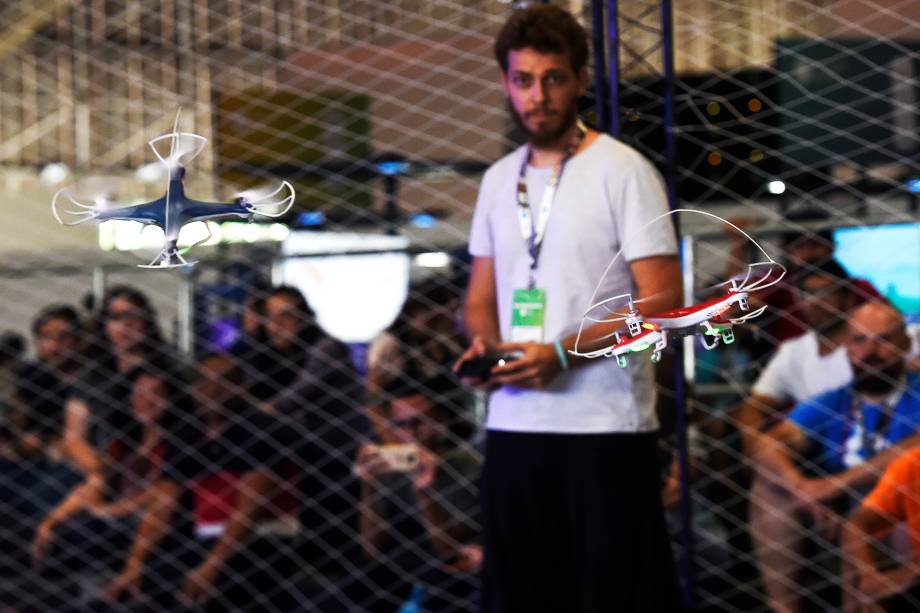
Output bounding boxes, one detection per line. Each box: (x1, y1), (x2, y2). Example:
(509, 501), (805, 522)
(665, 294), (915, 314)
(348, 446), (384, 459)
(843, 448), (920, 612)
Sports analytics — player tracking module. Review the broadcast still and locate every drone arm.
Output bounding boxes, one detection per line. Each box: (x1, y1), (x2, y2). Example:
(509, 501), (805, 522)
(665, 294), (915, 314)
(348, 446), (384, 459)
(183, 201), (250, 223)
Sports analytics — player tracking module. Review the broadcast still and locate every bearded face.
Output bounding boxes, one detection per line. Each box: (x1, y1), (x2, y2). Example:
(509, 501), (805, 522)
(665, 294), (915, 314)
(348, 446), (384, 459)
(502, 48), (586, 149)
(848, 323), (910, 396)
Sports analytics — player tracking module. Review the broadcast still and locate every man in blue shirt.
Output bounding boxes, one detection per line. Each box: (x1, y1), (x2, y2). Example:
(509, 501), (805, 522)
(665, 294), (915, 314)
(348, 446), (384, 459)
(750, 300), (920, 613)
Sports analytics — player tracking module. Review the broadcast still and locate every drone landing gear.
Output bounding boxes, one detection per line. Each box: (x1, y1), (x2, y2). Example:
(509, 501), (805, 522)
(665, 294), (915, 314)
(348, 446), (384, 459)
(616, 354), (628, 369)
(721, 328), (735, 344)
(139, 243), (196, 269)
(650, 332), (668, 363)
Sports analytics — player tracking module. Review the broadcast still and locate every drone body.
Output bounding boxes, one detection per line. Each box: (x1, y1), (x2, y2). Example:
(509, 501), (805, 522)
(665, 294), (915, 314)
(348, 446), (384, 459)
(576, 262), (781, 367)
(52, 112), (294, 268)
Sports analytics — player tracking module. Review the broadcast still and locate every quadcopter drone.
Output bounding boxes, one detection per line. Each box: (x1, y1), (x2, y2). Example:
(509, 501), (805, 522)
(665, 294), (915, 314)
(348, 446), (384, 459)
(578, 262), (782, 367)
(52, 111), (295, 268)
(572, 209), (786, 367)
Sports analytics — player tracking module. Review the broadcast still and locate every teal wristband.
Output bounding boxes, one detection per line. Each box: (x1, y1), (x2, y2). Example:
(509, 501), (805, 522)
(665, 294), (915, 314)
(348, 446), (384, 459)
(553, 340), (569, 370)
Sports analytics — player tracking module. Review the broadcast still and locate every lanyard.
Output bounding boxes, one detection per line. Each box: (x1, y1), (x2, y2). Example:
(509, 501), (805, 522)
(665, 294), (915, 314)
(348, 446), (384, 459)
(516, 120), (587, 289)
(846, 388), (905, 459)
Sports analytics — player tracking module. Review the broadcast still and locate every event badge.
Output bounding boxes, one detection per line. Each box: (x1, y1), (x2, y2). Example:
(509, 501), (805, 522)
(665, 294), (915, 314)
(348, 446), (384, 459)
(510, 288), (546, 343)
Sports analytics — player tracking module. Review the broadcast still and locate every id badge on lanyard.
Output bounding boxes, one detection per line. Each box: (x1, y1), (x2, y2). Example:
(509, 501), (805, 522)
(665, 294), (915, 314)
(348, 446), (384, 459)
(510, 121), (585, 344)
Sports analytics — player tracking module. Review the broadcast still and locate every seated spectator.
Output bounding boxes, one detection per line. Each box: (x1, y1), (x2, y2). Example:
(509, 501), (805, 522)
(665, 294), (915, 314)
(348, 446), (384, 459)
(242, 285), (369, 584)
(725, 210), (882, 350)
(842, 447), (920, 612)
(366, 278), (467, 443)
(355, 376), (481, 613)
(28, 369), (188, 609)
(1, 308), (84, 568)
(750, 300), (920, 613)
(62, 286), (179, 478)
(733, 259), (860, 450)
(104, 353), (300, 611)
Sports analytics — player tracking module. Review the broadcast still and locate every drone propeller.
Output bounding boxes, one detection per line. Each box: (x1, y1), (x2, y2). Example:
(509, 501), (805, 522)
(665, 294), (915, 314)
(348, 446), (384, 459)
(583, 293), (650, 325)
(726, 304), (769, 325)
(148, 108), (208, 171)
(51, 188), (100, 226)
(234, 181), (295, 218)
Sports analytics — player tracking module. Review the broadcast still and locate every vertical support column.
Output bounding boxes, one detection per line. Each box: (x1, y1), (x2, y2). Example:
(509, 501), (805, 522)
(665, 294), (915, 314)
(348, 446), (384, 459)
(92, 266), (107, 313)
(660, 0), (695, 609)
(591, 1), (608, 133)
(177, 270), (197, 357)
(605, 0), (619, 136)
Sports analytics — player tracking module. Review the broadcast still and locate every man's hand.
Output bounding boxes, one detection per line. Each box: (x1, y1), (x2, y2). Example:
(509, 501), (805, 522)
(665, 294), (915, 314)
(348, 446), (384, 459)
(412, 447), (439, 491)
(179, 561), (221, 607)
(448, 544), (483, 574)
(454, 335), (500, 392)
(102, 564), (143, 604)
(794, 476), (840, 508)
(31, 519), (56, 568)
(490, 342), (561, 389)
(354, 443), (389, 484)
(793, 476), (844, 538)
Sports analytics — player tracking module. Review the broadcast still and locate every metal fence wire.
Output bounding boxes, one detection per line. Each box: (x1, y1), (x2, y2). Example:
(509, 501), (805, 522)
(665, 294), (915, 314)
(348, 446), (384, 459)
(0, 0), (919, 612)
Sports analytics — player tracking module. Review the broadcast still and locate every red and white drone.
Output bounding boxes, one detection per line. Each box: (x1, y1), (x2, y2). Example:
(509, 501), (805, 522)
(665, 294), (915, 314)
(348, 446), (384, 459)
(572, 210), (785, 367)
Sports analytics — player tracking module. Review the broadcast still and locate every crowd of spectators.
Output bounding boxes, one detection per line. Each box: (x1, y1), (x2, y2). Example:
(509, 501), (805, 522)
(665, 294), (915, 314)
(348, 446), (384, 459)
(1, 222), (919, 612)
(0, 280), (479, 613)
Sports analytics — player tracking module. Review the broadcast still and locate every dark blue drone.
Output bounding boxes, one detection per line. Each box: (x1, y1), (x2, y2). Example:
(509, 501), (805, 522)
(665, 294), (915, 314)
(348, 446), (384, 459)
(52, 111), (294, 268)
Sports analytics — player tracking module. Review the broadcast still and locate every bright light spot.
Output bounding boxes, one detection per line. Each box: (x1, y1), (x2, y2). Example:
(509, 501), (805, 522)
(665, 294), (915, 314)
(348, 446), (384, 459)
(40, 163), (70, 186)
(767, 180), (786, 195)
(410, 213), (436, 229)
(631, 342), (651, 352)
(706, 101), (720, 116)
(707, 151), (722, 166)
(414, 252), (450, 268)
(748, 99), (762, 113)
(906, 178), (920, 193)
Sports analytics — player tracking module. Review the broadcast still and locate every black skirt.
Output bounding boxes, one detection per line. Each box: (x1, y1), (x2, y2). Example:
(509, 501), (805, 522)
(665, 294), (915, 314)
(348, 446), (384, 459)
(480, 430), (683, 613)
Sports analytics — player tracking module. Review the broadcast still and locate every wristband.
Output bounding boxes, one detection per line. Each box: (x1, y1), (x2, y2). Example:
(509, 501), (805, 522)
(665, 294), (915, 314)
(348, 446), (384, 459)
(553, 340), (569, 370)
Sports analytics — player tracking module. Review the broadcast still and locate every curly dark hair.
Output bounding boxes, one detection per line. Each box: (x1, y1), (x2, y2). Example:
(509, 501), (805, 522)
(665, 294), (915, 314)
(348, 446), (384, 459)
(493, 4), (589, 74)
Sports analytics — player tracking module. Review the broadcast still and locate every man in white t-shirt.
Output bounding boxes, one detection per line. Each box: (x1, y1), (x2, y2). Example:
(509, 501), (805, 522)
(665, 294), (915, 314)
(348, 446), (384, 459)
(457, 6), (682, 612)
(734, 259), (860, 450)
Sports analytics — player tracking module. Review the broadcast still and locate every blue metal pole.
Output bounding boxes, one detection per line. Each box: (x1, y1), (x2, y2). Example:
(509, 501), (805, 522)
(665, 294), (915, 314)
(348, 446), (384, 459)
(606, 0), (620, 136)
(660, 0), (695, 609)
(591, 0), (609, 133)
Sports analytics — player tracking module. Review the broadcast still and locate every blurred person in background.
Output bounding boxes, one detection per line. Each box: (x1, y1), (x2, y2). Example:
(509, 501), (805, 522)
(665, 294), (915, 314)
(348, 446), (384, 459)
(366, 277), (467, 443)
(733, 259), (862, 452)
(724, 210), (881, 354)
(0, 307), (84, 580)
(27, 369), (189, 610)
(61, 286), (180, 479)
(751, 300), (920, 613)
(241, 285), (370, 593)
(100, 353), (300, 612)
(842, 446), (920, 612)
(355, 376), (481, 613)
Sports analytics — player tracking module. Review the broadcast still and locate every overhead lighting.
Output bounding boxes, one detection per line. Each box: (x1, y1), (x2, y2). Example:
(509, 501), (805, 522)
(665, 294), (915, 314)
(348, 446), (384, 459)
(410, 213), (436, 228)
(40, 163), (70, 186)
(767, 180), (786, 195)
(414, 252), (450, 268)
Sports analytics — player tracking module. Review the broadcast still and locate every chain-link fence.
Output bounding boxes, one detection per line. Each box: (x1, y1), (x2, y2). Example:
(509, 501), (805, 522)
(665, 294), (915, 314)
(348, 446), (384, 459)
(1, 0), (919, 611)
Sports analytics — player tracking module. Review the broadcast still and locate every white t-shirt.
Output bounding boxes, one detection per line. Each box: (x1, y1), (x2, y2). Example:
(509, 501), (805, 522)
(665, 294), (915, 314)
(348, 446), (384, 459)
(751, 331), (852, 404)
(468, 134), (678, 433)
